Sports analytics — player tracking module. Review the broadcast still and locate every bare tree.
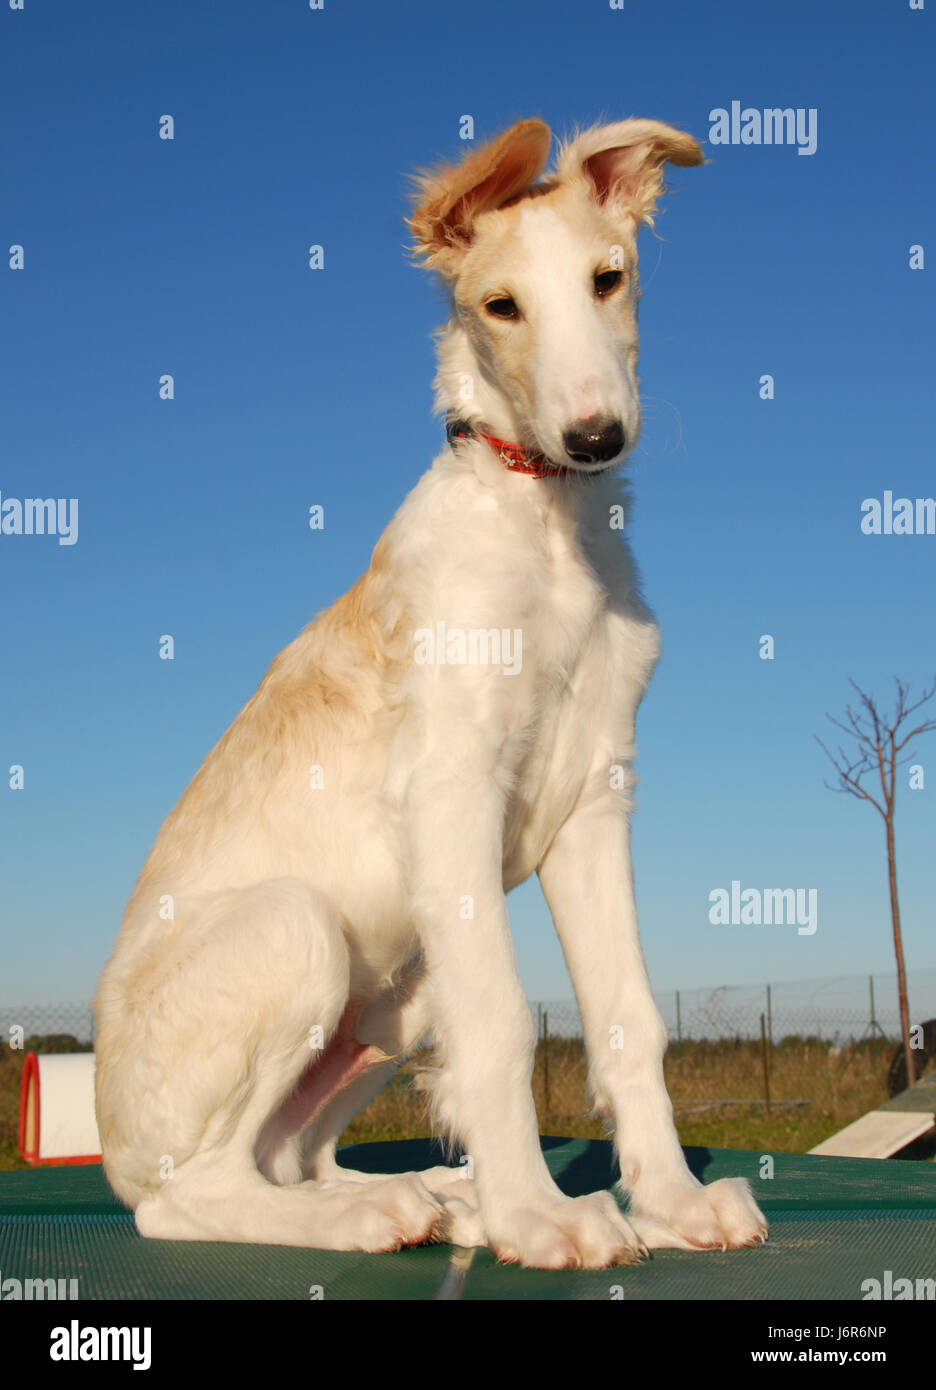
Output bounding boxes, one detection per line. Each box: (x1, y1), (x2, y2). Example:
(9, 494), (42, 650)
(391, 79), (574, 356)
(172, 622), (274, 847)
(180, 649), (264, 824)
(815, 676), (936, 1090)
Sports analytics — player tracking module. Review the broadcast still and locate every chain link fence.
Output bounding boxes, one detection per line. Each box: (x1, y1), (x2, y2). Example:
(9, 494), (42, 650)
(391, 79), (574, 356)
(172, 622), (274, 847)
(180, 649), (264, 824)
(0, 1002), (95, 1048)
(531, 967), (936, 1045)
(3, 968), (936, 1051)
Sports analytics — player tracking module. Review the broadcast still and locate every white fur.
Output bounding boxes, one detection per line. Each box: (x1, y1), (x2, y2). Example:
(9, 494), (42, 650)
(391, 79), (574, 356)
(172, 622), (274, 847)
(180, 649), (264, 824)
(93, 119), (767, 1268)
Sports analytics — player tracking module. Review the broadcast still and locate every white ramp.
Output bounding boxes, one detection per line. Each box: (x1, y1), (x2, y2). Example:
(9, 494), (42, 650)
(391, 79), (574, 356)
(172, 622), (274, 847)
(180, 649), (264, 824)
(809, 1108), (934, 1159)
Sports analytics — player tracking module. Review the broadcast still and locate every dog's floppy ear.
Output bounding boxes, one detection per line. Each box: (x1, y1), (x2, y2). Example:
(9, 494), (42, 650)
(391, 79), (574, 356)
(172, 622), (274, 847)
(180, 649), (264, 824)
(556, 119), (703, 227)
(408, 118), (552, 274)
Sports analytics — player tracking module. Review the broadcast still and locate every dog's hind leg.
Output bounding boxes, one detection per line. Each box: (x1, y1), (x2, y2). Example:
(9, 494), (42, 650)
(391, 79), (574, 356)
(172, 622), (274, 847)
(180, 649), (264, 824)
(297, 988), (486, 1247)
(98, 879), (445, 1249)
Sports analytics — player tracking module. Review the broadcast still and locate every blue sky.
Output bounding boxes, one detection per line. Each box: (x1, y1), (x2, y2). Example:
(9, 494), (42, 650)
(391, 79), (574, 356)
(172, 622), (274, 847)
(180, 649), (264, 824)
(1, 0), (934, 1016)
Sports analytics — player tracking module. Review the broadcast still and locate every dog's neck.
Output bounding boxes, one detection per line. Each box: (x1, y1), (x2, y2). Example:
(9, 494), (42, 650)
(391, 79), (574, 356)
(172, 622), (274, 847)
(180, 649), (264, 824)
(433, 318), (536, 455)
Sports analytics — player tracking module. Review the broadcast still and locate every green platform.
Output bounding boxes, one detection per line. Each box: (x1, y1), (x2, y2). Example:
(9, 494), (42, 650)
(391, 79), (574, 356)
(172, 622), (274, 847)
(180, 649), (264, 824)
(879, 1070), (936, 1116)
(1, 1138), (933, 1300)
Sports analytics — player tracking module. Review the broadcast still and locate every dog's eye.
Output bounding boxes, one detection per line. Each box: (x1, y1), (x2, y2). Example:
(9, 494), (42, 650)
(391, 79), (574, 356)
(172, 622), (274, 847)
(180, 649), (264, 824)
(485, 296), (520, 321)
(594, 270), (623, 299)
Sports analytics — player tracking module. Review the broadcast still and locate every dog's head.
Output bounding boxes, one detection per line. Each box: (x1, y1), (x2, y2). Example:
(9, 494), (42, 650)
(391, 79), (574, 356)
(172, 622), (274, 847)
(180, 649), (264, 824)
(408, 118), (703, 472)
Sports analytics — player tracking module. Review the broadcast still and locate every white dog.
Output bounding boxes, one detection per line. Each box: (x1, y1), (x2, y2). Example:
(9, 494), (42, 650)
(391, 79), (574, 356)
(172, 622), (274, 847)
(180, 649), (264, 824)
(94, 117), (767, 1269)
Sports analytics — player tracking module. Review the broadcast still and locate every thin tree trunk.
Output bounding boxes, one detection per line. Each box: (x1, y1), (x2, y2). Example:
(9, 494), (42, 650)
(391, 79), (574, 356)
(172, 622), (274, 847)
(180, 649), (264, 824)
(886, 816), (914, 1088)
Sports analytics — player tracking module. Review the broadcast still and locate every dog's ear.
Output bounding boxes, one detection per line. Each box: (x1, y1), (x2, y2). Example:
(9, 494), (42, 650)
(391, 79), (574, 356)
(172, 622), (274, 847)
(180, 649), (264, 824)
(408, 118), (552, 274)
(556, 120), (703, 227)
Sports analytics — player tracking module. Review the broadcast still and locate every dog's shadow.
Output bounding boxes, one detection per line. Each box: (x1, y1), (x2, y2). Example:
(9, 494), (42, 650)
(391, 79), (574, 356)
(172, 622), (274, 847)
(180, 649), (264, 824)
(540, 1135), (713, 1199)
(337, 1134), (714, 1203)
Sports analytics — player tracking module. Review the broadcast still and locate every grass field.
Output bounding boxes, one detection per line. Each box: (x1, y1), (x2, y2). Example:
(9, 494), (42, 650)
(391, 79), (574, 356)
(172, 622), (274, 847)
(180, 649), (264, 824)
(4, 1031), (928, 1175)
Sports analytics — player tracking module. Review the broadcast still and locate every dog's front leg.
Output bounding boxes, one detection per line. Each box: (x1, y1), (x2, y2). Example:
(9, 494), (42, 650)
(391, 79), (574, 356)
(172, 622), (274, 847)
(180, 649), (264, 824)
(405, 741), (644, 1269)
(538, 795), (768, 1251)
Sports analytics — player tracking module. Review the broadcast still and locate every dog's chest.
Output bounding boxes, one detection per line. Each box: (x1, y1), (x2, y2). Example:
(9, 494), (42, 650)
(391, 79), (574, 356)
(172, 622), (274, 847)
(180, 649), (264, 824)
(499, 517), (635, 885)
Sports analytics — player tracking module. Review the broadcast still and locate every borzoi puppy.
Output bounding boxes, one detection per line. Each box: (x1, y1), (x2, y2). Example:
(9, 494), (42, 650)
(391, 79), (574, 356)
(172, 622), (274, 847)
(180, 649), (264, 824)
(94, 117), (767, 1268)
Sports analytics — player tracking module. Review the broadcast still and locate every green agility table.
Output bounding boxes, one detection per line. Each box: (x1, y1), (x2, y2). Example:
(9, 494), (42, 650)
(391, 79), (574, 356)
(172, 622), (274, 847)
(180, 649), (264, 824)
(1, 1137), (933, 1300)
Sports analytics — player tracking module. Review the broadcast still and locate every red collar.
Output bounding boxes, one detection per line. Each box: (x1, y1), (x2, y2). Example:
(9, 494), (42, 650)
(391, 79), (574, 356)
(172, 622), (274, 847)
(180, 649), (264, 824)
(446, 418), (561, 479)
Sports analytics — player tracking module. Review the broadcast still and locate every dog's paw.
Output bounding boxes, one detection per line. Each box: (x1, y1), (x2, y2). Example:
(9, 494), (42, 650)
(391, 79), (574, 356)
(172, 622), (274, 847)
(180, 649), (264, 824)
(436, 1195), (487, 1248)
(417, 1165), (481, 1211)
(337, 1175), (446, 1252)
(626, 1175), (768, 1252)
(487, 1190), (646, 1270)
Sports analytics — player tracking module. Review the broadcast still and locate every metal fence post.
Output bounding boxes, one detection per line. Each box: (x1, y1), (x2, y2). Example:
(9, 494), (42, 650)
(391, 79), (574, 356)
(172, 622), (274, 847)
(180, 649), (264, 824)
(760, 1013), (771, 1116)
(676, 990), (683, 1058)
(541, 1009), (550, 1118)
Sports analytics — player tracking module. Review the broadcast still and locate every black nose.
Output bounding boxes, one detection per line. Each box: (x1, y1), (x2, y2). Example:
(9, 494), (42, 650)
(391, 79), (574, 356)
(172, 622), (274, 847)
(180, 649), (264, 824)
(562, 417), (626, 465)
